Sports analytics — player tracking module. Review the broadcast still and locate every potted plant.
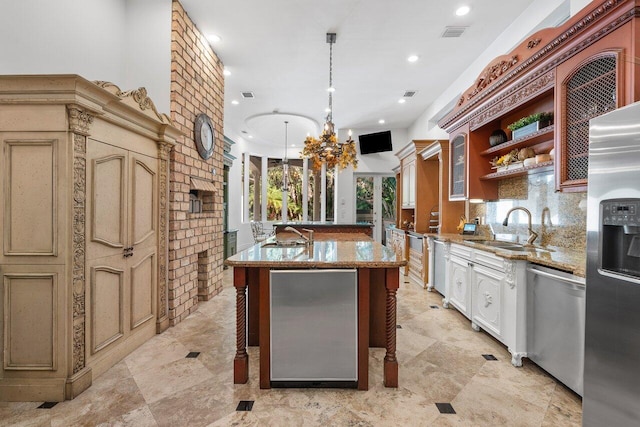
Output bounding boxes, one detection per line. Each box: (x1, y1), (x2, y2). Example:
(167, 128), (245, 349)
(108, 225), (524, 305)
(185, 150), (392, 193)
(507, 112), (553, 140)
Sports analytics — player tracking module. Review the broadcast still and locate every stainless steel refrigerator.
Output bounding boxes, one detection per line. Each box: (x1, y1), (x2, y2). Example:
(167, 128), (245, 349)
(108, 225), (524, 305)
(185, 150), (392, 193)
(584, 101), (640, 426)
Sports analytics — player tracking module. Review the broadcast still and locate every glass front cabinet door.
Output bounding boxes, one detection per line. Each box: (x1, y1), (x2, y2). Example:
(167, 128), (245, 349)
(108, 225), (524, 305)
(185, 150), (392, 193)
(449, 133), (467, 200)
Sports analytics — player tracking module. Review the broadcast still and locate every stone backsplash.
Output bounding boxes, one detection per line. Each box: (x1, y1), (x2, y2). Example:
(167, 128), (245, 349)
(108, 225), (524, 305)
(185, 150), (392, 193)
(469, 172), (587, 251)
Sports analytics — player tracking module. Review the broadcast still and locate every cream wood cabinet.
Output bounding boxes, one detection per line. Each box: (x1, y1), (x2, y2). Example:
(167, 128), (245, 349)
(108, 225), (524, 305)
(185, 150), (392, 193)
(406, 233), (426, 287)
(444, 243), (527, 366)
(401, 160), (416, 208)
(0, 76), (180, 401)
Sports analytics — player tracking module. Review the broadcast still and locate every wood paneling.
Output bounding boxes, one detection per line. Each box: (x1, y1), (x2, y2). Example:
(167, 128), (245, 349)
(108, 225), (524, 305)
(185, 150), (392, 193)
(92, 154), (125, 249)
(4, 140), (56, 256)
(130, 254), (155, 330)
(91, 267), (124, 353)
(3, 274), (56, 370)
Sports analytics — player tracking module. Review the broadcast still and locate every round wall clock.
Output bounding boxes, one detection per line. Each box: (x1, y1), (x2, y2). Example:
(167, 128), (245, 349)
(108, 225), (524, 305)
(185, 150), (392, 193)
(194, 113), (215, 160)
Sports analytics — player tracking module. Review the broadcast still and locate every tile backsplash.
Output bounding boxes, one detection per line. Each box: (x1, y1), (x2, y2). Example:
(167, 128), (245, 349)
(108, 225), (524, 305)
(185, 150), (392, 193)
(469, 172), (587, 251)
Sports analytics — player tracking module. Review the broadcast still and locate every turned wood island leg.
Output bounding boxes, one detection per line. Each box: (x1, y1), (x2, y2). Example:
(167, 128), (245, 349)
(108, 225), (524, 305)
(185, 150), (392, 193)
(233, 267), (249, 384)
(384, 268), (399, 387)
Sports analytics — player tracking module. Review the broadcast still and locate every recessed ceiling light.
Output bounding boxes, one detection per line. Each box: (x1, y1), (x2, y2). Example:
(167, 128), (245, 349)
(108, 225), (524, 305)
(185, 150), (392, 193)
(231, 100), (239, 105)
(207, 34), (221, 43)
(456, 6), (470, 16)
(378, 119), (385, 124)
(325, 107), (331, 113)
(407, 55), (419, 63)
(248, 135), (253, 139)
(398, 99), (406, 104)
(223, 68), (231, 76)
(327, 87), (335, 92)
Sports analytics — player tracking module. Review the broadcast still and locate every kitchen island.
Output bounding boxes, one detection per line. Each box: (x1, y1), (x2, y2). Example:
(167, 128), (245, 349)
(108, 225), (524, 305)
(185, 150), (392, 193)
(224, 232), (405, 390)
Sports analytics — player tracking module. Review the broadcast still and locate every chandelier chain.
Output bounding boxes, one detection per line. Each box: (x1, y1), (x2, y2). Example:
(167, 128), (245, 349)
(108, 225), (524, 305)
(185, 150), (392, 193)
(328, 40), (333, 123)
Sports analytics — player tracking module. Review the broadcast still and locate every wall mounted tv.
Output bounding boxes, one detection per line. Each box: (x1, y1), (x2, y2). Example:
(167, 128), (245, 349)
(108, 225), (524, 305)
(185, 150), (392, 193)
(358, 130), (393, 154)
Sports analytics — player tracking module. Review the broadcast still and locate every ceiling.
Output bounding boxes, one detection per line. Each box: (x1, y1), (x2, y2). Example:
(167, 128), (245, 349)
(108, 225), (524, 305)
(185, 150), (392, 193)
(179, 0), (541, 149)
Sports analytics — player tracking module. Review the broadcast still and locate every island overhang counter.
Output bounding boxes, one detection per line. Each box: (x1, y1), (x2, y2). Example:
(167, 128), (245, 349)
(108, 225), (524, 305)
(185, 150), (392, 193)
(224, 233), (406, 390)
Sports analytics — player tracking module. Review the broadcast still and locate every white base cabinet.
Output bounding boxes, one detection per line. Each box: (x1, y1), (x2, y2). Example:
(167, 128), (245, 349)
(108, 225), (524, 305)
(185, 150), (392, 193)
(444, 243), (527, 366)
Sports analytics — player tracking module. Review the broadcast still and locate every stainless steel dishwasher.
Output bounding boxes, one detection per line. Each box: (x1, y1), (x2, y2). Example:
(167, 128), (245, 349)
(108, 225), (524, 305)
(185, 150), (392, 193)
(433, 240), (446, 295)
(527, 264), (585, 396)
(269, 269), (358, 387)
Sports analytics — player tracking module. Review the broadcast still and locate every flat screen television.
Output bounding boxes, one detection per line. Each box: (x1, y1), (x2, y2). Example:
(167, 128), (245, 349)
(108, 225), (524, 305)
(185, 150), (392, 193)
(358, 130), (392, 154)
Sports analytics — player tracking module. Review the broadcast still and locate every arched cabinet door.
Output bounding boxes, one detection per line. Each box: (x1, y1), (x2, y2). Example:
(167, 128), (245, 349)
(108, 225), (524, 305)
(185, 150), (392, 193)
(557, 50), (621, 192)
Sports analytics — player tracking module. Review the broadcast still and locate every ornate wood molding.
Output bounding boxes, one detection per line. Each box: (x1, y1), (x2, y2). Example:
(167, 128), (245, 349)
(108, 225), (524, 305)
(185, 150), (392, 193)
(440, 0), (632, 131)
(504, 259), (516, 289)
(69, 106), (92, 375)
(93, 81), (171, 124)
(156, 142), (172, 332)
(464, 55), (519, 104)
(469, 70), (555, 130)
(68, 105), (94, 135)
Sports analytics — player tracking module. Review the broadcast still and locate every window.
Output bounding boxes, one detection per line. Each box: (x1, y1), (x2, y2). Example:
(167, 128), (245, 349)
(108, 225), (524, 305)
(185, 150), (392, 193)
(248, 155), (262, 221)
(242, 154), (331, 222)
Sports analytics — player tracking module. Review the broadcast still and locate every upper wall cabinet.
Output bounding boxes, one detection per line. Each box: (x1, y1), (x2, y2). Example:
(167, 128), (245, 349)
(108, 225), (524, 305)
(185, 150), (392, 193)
(438, 0), (640, 197)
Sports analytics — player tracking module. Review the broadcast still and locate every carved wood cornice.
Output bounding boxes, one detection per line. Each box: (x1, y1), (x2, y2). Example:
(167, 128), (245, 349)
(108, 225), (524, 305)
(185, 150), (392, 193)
(469, 70), (555, 131)
(93, 81), (172, 124)
(439, 0), (632, 131)
(67, 105), (94, 135)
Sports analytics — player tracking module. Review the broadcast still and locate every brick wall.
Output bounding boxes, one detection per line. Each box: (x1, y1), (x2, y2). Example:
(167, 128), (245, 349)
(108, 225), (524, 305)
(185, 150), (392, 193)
(169, 0), (224, 325)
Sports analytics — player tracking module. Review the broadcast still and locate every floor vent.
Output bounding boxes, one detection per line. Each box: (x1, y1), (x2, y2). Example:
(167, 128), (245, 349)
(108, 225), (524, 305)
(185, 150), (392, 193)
(236, 400), (254, 411)
(482, 354), (498, 361)
(436, 403), (456, 414)
(186, 352), (200, 358)
(441, 26), (468, 38)
(38, 402), (58, 409)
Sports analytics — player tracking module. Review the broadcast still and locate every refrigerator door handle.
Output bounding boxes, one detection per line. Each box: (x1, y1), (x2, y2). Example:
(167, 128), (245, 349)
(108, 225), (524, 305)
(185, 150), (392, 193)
(526, 267), (586, 288)
(597, 268), (640, 285)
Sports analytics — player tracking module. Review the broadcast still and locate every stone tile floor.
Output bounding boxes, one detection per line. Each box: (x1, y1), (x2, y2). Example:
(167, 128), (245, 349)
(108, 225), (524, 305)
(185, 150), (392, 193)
(1, 269), (582, 426)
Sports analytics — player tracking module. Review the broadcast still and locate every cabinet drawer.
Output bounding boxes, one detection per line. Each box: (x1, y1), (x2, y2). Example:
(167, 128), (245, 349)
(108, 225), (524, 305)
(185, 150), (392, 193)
(450, 243), (472, 259)
(473, 249), (504, 271)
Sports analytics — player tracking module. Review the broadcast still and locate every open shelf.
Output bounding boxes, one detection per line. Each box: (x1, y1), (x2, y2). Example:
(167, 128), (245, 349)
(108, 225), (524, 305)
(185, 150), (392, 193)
(480, 124), (554, 157)
(480, 161), (554, 180)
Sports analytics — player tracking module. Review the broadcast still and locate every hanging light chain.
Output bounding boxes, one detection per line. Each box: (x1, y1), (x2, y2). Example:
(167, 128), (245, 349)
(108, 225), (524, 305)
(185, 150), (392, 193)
(327, 38), (333, 123)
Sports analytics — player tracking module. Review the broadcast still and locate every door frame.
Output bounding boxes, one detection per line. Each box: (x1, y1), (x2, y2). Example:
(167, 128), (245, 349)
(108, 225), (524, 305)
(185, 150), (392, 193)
(353, 173), (396, 243)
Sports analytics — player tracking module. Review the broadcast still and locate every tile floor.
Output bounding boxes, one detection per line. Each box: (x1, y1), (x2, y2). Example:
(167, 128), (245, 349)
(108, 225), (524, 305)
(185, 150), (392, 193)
(1, 269), (582, 426)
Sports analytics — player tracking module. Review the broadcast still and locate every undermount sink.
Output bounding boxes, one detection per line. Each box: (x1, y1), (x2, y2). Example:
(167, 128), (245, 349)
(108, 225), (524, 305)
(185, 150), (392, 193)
(262, 239), (308, 248)
(465, 240), (554, 253)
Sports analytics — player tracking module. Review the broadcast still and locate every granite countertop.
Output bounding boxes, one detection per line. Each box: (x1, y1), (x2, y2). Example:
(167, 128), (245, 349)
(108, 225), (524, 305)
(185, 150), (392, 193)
(225, 232), (405, 268)
(425, 233), (586, 277)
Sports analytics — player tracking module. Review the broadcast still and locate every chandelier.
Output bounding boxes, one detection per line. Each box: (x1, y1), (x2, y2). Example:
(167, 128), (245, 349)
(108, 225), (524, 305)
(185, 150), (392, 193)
(302, 33), (358, 171)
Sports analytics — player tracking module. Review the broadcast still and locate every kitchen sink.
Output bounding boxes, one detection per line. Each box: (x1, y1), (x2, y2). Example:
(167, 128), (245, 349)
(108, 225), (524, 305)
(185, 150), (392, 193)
(262, 239), (309, 248)
(465, 240), (554, 253)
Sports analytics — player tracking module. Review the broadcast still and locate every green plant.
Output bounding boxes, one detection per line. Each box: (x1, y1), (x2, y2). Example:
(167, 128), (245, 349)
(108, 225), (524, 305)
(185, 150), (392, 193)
(507, 111), (553, 131)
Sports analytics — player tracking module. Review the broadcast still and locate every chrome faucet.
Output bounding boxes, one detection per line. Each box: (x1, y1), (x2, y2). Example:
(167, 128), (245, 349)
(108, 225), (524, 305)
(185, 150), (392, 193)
(502, 207), (538, 246)
(284, 226), (314, 245)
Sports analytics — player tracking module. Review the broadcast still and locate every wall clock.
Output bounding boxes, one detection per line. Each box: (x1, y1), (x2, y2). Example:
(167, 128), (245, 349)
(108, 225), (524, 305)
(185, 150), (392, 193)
(194, 113), (215, 160)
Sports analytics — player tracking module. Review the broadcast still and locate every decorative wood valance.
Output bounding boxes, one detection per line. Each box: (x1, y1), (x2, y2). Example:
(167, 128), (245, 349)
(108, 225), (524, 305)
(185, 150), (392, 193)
(438, 0), (633, 132)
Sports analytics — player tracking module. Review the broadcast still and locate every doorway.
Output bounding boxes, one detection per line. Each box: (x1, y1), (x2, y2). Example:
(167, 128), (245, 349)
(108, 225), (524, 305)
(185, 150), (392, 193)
(354, 175), (396, 243)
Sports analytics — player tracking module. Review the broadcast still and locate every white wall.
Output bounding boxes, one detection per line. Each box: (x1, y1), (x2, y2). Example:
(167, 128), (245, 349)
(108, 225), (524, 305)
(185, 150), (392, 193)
(124, 0), (172, 113)
(408, 0), (571, 141)
(0, 0), (172, 113)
